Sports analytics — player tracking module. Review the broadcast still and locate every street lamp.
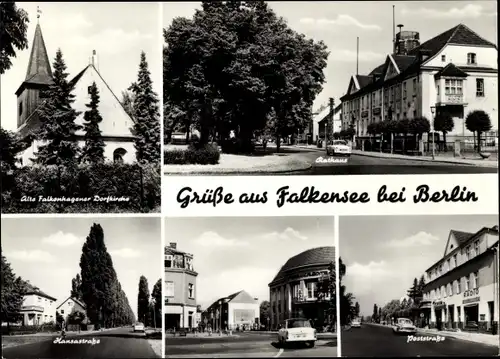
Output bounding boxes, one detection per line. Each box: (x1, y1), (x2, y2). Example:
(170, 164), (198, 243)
(430, 106), (436, 160)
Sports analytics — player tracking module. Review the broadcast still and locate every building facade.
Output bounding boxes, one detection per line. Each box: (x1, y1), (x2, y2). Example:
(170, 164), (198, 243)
(56, 297), (86, 322)
(20, 287), (57, 326)
(16, 22), (136, 165)
(204, 290), (260, 331)
(165, 242), (198, 330)
(340, 24), (498, 150)
(420, 226), (499, 333)
(269, 246), (336, 331)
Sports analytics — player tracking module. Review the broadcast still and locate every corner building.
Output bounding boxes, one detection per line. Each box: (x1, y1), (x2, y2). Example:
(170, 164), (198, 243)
(269, 247), (336, 331)
(340, 24), (498, 149)
(164, 242), (198, 330)
(420, 226), (499, 334)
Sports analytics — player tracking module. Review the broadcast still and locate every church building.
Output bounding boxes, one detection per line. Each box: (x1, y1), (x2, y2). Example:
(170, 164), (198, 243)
(16, 21), (136, 165)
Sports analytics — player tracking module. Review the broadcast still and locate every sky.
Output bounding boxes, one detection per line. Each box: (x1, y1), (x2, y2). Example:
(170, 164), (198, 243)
(1, 2), (162, 131)
(162, 1), (497, 111)
(1, 217), (161, 320)
(339, 215), (498, 317)
(165, 216), (335, 309)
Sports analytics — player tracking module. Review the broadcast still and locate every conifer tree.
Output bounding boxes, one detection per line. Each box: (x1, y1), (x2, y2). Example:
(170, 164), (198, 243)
(34, 49), (81, 165)
(1, 248), (28, 325)
(137, 276), (150, 325)
(129, 51), (160, 164)
(81, 82), (105, 164)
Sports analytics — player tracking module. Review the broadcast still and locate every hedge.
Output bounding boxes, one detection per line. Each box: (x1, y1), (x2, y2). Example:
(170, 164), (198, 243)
(164, 143), (220, 165)
(1, 163), (161, 213)
(1, 324), (58, 335)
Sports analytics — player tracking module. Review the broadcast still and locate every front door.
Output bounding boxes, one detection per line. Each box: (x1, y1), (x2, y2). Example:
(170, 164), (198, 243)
(488, 302), (494, 330)
(435, 309), (442, 330)
(448, 305), (454, 328)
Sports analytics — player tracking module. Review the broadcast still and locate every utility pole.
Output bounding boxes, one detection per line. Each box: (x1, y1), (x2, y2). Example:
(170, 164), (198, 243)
(328, 98), (335, 144)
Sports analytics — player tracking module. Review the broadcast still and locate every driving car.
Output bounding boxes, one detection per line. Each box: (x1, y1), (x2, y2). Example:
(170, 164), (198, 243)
(351, 318), (361, 328)
(133, 322), (145, 333)
(392, 318), (417, 335)
(278, 318), (317, 348)
(326, 140), (351, 157)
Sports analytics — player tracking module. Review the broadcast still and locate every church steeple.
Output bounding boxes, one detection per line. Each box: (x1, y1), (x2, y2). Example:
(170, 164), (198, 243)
(15, 15), (53, 129)
(24, 22), (52, 84)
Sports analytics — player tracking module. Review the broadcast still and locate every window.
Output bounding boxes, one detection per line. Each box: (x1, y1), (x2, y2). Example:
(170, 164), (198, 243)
(473, 271), (479, 288)
(437, 85), (440, 96)
(445, 79), (463, 95)
(165, 255), (173, 268)
(446, 259), (451, 272)
(430, 290), (435, 300)
(467, 52), (476, 65)
(457, 279), (461, 294)
(61, 310), (65, 314)
(87, 86), (92, 94)
(441, 55), (446, 62)
(476, 78), (484, 97)
(441, 286), (446, 298)
(165, 281), (174, 297)
(403, 82), (407, 98)
(412, 78), (417, 94)
(306, 282), (315, 299)
(474, 240), (480, 256)
(452, 254), (457, 268)
(19, 102), (23, 116)
(448, 283), (452, 296)
(465, 245), (471, 260)
(465, 275), (470, 291)
(188, 283), (194, 298)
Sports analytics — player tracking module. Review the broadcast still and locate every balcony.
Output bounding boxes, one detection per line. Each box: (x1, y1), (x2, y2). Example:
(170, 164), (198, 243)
(419, 300), (432, 309)
(436, 93), (467, 106)
(20, 305), (44, 312)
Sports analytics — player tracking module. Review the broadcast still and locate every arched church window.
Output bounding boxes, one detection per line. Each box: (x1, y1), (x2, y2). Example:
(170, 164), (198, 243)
(113, 148), (127, 163)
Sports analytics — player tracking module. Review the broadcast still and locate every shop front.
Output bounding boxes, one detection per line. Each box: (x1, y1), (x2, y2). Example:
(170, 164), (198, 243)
(432, 301), (446, 330)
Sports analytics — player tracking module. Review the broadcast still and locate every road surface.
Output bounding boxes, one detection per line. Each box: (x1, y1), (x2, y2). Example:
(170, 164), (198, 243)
(165, 332), (337, 358)
(284, 151), (497, 175)
(2, 327), (159, 359)
(341, 324), (498, 357)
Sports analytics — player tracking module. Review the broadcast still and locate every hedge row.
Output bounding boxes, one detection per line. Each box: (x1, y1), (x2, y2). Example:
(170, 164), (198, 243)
(164, 143), (220, 165)
(1, 324), (58, 335)
(1, 163), (161, 213)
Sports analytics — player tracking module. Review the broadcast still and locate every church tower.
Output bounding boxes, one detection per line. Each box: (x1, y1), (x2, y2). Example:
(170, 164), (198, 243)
(15, 20), (53, 129)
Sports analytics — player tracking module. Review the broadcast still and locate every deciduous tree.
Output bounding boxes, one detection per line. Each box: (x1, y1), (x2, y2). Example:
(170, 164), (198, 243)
(0, 2), (29, 74)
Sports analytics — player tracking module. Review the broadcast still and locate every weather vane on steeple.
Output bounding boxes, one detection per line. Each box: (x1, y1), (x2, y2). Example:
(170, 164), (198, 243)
(37, 6), (42, 23)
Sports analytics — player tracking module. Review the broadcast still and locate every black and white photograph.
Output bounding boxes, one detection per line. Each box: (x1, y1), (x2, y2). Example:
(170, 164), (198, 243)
(163, 1), (497, 176)
(1, 217), (162, 358)
(339, 215), (499, 357)
(1, 2), (161, 213)
(164, 217), (337, 358)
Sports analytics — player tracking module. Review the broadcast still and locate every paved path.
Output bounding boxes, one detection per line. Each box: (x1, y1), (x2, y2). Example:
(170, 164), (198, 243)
(165, 331), (337, 357)
(2, 327), (159, 358)
(341, 323), (497, 357)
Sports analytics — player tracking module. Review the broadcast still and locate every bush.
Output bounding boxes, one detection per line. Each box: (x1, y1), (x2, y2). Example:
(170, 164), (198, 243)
(1, 324), (58, 335)
(1, 163), (160, 213)
(220, 138), (255, 154)
(164, 143), (220, 165)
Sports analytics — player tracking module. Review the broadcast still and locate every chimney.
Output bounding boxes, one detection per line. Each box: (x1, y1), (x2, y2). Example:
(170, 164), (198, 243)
(169, 242), (177, 249)
(492, 225), (499, 231)
(91, 50), (98, 70)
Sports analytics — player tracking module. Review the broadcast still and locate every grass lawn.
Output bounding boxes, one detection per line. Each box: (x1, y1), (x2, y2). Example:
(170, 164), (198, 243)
(1, 334), (56, 348)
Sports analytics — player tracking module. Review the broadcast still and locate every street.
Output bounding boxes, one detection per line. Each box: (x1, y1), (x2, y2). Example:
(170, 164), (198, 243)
(2, 327), (160, 359)
(165, 332), (338, 358)
(341, 324), (498, 357)
(286, 151), (497, 175)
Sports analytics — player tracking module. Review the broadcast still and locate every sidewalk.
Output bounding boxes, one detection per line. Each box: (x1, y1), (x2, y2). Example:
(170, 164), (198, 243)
(352, 150), (498, 168)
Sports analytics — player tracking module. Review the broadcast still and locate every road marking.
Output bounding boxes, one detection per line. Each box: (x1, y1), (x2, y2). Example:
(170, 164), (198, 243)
(274, 348), (284, 357)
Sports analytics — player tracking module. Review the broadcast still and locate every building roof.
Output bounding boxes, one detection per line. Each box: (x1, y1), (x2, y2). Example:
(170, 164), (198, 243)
(25, 284), (57, 301)
(56, 296), (86, 310)
(355, 75), (373, 89)
(205, 290), (257, 312)
(434, 63), (468, 78)
(269, 246), (335, 284)
(15, 23), (53, 95)
(449, 230), (475, 245)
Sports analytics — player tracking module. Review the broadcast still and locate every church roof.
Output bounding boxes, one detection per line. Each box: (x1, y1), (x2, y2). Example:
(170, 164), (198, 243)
(16, 23), (53, 95)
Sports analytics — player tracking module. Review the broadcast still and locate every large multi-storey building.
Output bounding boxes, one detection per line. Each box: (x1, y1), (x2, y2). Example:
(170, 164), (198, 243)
(269, 246), (336, 331)
(20, 286), (57, 326)
(203, 290), (260, 331)
(164, 242), (198, 330)
(340, 24), (498, 149)
(419, 225), (499, 333)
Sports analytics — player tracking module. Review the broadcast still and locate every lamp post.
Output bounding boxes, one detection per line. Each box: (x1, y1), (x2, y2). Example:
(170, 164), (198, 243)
(430, 106), (436, 160)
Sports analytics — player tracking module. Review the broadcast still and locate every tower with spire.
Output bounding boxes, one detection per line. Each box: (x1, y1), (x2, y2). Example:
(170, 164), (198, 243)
(15, 19), (53, 130)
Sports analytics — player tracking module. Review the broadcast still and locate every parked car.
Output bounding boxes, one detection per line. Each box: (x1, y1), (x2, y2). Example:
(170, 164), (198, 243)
(133, 322), (145, 333)
(393, 318), (416, 335)
(278, 318), (317, 348)
(326, 140), (351, 157)
(351, 318), (361, 328)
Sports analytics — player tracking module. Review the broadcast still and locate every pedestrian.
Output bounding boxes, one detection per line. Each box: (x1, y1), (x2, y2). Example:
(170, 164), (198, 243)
(61, 319), (66, 338)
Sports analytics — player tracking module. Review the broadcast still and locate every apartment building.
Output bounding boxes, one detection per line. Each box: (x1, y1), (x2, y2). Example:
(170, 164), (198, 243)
(20, 286), (57, 326)
(420, 226), (499, 333)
